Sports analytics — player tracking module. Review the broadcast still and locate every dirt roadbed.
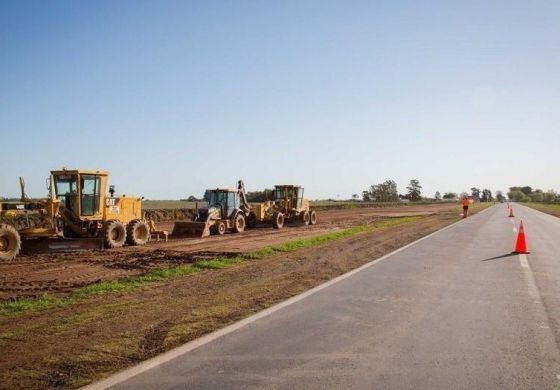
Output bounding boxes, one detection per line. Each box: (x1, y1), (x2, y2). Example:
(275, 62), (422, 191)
(0, 203), (492, 389)
(0, 203), (454, 301)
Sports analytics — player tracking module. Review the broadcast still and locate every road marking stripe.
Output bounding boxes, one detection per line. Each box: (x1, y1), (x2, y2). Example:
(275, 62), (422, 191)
(519, 254), (539, 301)
(82, 205), (496, 390)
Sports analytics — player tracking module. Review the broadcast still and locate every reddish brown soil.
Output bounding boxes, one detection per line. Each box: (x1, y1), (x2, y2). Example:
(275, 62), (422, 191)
(0, 210), (467, 389)
(0, 203), (456, 301)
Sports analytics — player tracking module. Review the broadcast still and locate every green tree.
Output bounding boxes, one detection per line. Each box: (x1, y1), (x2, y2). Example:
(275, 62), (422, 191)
(434, 191), (442, 201)
(470, 187), (481, 201)
(543, 190), (558, 204)
(367, 180), (399, 202)
(480, 189), (493, 202)
(246, 189), (274, 202)
(529, 189), (544, 203)
(406, 179), (422, 201)
(495, 190), (505, 202)
(443, 192), (457, 200)
(508, 189), (529, 202)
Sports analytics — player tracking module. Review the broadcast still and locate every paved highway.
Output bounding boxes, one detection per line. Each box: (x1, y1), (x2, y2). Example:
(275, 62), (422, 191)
(89, 204), (560, 389)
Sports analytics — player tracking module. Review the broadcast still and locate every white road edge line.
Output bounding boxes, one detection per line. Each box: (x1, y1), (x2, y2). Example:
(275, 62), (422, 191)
(519, 253), (539, 301)
(82, 205), (496, 390)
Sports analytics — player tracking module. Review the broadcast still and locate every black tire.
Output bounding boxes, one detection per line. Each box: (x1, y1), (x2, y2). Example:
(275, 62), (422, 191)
(246, 212), (257, 228)
(309, 210), (317, 225)
(216, 222), (226, 235)
(300, 210), (310, 225)
(231, 214), (246, 233)
(272, 212), (284, 229)
(0, 224), (21, 261)
(126, 219), (150, 246)
(103, 220), (126, 248)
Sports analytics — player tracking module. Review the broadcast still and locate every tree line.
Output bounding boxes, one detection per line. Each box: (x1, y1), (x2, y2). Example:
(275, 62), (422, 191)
(362, 179), (422, 202)
(507, 186), (559, 203)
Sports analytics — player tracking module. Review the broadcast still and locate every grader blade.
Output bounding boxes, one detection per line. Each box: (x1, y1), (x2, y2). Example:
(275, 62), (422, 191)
(172, 221), (211, 238)
(20, 237), (104, 255)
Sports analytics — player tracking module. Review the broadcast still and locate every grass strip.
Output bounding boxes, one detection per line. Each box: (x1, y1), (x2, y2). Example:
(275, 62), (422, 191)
(0, 216), (421, 316)
(523, 203), (560, 216)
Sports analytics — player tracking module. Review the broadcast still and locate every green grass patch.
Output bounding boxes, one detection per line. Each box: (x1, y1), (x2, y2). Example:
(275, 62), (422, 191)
(245, 216), (420, 259)
(193, 257), (244, 270)
(0, 216), (422, 317)
(0, 295), (61, 316)
(524, 202), (560, 216)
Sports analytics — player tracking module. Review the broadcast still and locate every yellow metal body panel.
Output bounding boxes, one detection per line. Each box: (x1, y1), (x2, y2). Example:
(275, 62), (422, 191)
(103, 196), (142, 224)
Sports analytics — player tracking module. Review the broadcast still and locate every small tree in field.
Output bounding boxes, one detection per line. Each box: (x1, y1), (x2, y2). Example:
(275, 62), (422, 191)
(434, 191), (442, 201)
(480, 189), (493, 202)
(407, 179), (422, 201)
(443, 192), (457, 200)
(495, 190), (505, 202)
(471, 187), (481, 201)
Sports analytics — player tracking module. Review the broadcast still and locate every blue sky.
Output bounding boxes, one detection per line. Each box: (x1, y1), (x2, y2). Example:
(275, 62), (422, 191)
(1, 0), (559, 199)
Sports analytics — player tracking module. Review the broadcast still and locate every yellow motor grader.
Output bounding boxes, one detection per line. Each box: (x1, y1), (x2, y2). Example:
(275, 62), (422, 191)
(0, 169), (150, 261)
(251, 185), (317, 229)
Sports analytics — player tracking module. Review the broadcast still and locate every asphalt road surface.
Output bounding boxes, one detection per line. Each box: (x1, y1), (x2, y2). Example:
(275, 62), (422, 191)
(90, 204), (560, 390)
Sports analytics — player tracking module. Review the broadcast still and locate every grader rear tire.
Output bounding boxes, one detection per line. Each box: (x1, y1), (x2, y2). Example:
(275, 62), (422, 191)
(0, 224), (21, 261)
(309, 210), (317, 225)
(103, 220), (126, 248)
(232, 214), (246, 233)
(272, 212), (284, 229)
(126, 219), (150, 246)
(300, 210), (310, 225)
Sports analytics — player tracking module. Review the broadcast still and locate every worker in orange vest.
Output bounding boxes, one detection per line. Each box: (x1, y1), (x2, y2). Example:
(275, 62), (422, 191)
(462, 196), (470, 218)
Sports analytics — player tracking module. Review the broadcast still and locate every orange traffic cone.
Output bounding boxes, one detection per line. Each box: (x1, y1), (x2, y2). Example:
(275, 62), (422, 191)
(508, 206), (514, 217)
(513, 221), (530, 254)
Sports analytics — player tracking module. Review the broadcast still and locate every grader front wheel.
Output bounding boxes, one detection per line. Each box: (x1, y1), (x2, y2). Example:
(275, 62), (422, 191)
(0, 224), (21, 261)
(103, 220), (127, 248)
(126, 219), (150, 246)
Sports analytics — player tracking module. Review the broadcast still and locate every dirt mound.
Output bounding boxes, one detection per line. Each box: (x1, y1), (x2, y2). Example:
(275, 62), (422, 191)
(144, 208), (195, 222)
